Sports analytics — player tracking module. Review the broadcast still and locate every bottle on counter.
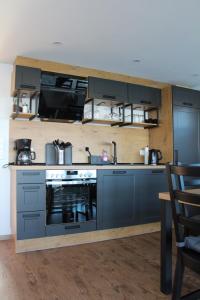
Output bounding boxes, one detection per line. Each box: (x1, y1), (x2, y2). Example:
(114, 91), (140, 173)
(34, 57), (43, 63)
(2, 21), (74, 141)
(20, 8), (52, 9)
(101, 150), (109, 162)
(144, 146), (149, 165)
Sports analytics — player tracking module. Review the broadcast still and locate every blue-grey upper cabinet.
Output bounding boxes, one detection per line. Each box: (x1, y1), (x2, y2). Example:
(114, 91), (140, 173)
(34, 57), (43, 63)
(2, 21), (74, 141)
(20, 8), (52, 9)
(172, 86), (200, 109)
(128, 84), (161, 107)
(12, 65), (41, 95)
(88, 77), (128, 102)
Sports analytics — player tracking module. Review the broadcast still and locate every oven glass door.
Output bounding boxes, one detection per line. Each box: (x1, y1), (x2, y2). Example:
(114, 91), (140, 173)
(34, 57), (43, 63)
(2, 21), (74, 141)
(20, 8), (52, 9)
(46, 180), (96, 225)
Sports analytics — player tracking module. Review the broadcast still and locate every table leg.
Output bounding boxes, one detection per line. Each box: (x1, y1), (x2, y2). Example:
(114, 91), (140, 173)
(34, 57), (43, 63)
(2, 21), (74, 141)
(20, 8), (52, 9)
(160, 199), (172, 294)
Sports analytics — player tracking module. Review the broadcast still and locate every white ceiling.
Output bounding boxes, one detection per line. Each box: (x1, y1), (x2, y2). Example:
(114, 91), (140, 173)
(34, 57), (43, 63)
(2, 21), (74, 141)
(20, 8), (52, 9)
(1, 0), (200, 88)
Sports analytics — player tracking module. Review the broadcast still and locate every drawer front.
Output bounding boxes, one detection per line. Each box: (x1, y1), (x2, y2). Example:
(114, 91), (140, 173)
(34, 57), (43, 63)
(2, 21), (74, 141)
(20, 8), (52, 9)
(17, 184), (46, 212)
(46, 221), (96, 237)
(17, 211), (45, 240)
(17, 170), (45, 184)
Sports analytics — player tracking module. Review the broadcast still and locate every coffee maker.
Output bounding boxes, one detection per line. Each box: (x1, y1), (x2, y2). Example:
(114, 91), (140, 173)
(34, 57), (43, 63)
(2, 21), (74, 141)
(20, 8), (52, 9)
(15, 139), (36, 165)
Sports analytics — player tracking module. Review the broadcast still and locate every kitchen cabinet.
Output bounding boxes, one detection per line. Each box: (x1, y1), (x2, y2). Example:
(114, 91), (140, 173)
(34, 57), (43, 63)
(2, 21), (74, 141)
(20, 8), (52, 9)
(17, 211), (45, 240)
(172, 86), (200, 164)
(88, 77), (128, 102)
(97, 170), (136, 229)
(135, 169), (167, 224)
(128, 84), (161, 107)
(16, 170), (46, 240)
(13, 65), (41, 95)
(172, 86), (200, 109)
(97, 168), (167, 230)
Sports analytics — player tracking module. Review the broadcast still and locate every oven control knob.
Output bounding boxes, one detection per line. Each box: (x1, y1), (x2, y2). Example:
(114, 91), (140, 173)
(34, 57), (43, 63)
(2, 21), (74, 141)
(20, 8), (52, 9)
(79, 173), (83, 177)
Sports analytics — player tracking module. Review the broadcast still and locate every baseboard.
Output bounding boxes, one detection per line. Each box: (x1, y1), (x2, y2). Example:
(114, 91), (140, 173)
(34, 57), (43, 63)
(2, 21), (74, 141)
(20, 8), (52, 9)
(0, 234), (12, 240)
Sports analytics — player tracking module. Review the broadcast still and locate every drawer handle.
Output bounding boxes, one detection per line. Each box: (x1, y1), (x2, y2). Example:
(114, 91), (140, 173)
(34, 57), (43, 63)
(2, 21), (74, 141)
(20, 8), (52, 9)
(65, 225), (80, 230)
(20, 84), (37, 89)
(23, 213), (40, 219)
(22, 172), (41, 176)
(151, 170), (164, 174)
(102, 95), (116, 100)
(113, 170), (127, 175)
(182, 102), (193, 106)
(140, 100), (151, 105)
(23, 186), (40, 190)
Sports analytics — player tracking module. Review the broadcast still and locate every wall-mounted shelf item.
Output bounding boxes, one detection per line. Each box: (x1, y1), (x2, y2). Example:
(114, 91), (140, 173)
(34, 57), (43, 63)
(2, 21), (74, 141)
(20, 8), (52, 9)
(11, 90), (40, 121)
(83, 99), (159, 129)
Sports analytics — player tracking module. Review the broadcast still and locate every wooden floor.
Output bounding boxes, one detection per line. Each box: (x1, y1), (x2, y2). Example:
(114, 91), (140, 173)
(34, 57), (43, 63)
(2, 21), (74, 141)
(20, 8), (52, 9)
(0, 232), (199, 300)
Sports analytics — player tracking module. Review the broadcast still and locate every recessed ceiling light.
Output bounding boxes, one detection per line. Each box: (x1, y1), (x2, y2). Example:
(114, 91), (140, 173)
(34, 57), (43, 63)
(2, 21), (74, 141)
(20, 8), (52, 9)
(192, 73), (199, 77)
(52, 41), (63, 46)
(133, 59), (141, 63)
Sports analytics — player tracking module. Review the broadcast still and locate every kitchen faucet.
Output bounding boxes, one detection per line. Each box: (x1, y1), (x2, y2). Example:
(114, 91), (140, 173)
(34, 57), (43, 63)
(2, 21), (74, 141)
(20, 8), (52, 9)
(112, 141), (117, 165)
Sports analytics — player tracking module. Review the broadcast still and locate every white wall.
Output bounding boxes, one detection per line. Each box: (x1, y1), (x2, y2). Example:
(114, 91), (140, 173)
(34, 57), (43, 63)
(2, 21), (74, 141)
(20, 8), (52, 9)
(0, 63), (13, 235)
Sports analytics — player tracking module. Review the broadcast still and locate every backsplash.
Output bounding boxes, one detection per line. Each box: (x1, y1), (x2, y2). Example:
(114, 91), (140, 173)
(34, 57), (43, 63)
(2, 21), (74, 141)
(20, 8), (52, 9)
(9, 120), (149, 163)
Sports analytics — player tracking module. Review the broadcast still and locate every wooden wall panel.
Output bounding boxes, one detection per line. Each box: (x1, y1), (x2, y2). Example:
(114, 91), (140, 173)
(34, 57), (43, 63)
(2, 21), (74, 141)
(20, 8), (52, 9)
(149, 86), (173, 163)
(9, 120), (149, 164)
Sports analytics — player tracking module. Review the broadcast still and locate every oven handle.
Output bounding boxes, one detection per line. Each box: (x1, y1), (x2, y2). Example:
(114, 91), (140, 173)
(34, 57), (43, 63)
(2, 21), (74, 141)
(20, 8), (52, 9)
(46, 180), (96, 186)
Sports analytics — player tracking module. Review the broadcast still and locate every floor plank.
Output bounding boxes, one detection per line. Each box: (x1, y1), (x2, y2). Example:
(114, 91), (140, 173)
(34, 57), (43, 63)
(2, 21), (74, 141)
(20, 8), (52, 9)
(0, 232), (199, 300)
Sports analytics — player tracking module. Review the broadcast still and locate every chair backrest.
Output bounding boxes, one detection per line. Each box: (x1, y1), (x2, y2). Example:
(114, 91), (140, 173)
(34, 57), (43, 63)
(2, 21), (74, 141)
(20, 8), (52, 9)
(166, 163), (200, 244)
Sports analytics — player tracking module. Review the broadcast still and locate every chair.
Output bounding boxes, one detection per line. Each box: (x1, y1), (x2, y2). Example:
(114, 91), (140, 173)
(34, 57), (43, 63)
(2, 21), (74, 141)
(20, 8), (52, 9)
(166, 163), (200, 300)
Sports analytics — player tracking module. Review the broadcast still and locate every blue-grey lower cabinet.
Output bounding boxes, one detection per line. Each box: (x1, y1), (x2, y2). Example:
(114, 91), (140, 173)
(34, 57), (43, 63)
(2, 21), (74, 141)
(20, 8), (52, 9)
(97, 168), (167, 230)
(97, 170), (136, 229)
(134, 169), (168, 224)
(17, 211), (45, 240)
(16, 170), (46, 240)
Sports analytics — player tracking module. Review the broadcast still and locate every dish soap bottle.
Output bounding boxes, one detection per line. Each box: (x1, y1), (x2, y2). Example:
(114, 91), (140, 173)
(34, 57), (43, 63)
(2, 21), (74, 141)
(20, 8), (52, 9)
(101, 150), (109, 162)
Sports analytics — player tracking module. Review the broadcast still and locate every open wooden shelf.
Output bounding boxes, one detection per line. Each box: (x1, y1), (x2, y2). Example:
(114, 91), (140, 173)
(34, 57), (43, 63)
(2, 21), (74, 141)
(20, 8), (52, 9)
(82, 119), (158, 128)
(11, 112), (35, 120)
(82, 119), (123, 126)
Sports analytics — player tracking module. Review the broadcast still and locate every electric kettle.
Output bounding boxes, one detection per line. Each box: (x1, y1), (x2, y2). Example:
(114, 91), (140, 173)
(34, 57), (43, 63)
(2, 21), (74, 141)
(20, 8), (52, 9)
(148, 149), (162, 165)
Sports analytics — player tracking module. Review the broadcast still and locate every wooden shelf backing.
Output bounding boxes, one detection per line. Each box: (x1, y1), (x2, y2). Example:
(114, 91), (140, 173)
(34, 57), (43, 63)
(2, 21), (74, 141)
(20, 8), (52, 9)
(11, 112), (35, 120)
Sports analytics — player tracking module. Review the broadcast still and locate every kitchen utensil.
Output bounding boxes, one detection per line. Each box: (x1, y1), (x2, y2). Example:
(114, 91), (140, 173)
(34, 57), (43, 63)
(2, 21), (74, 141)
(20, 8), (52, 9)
(148, 149), (162, 165)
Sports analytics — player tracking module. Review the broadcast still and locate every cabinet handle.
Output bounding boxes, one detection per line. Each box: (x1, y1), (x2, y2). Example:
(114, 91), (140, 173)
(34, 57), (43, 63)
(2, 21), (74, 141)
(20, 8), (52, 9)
(23, 213), (40, 219)
(102, 95), (116, 100)
(22, 172), (41, 176)
(182, 102), (193, 106)
(151, 170), (164, 174)
(22, 185), (40, 190)
(140, 100), (151, 105)
(20, 84), (36, 89)
(113, 170), (127, 175)
(65, 225), (80, 230)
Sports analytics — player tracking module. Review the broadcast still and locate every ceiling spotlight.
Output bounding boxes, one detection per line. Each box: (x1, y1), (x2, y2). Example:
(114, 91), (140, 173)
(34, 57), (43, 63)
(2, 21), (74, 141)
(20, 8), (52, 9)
(52, 41), (63, 46)
(133, 59), (141, 63)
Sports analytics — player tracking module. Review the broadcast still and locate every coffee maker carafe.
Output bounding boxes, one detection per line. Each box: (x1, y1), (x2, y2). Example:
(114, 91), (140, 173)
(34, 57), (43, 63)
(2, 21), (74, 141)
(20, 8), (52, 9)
(15, 139), (36, 165)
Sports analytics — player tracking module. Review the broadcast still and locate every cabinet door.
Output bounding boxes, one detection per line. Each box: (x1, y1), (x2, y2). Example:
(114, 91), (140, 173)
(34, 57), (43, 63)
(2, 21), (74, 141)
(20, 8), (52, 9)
(17, 184), (46, 212)
(172, 86), (200, 109)
(15, 65), (41, 91)
(173, 106), (200, 164)
(97, 170), (135, 229)
(17, 211), (45, 240)
(128, 84), (161, 107)
(135, 169), (167, 224)
(88, 77), (128, 102)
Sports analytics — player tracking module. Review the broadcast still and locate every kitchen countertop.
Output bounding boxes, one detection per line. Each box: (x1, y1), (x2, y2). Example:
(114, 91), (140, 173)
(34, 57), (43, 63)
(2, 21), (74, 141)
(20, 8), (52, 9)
(10, 163), (166, 170)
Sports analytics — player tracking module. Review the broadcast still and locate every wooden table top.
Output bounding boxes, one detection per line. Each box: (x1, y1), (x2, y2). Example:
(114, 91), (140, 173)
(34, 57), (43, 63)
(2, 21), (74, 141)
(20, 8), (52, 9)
(159, 189), (200, 207)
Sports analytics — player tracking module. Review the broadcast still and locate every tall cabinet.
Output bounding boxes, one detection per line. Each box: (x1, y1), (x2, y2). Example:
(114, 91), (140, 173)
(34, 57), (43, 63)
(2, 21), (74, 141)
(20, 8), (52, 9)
(172, 86), (200, 164)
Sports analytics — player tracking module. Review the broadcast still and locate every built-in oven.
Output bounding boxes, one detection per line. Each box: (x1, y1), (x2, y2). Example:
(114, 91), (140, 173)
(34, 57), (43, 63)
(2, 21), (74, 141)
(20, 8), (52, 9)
(45, 170), (97, 236)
